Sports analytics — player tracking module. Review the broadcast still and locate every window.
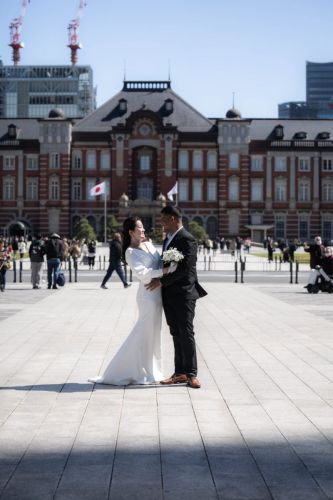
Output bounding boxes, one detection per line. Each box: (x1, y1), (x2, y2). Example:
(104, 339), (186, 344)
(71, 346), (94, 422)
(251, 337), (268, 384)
(49, 176), (60, 200)
(207, 179), (217, 201)
(275, 157), (287, 171)
(251, 156), (263, 171)
(26, 178), (38, 200)
(192, 179), (203, 201)
(275, 215), (285, 239)
(26, 155), (38, 170)
(206, 216), (218, 238)
(87, 150), (96, 169)
(229, 153), (239, 169)
(193, 151), (203, 171)
(322, 219), (332, 241)
(72, 179), (82, 201)
(178, 150), (189, 171)
(275, 178), (287, 201)
(50, 153), (60, 169)
(299, 216), (308, 239)
(137, 178), (153, 200)
(4, 156), (15, 170)
(101, 151), (111, 170)
(72, 151), (82, 170)
(322, 179), (333, 202)
(298, 179), (310, 202)
(139, 155), (151, 172)
(178, 179), (189, 201)
(3, 177), (15, 200)
(87, 178), (96, 200)
(251, 213), (262, 224)
(322, 159), (333, 171)
(298, 158), (310, 171)
(228, 212), (239, 234)
(228, 177), (239, 201)
(207, 151), (217, 170)
(251, 179), (263, 201)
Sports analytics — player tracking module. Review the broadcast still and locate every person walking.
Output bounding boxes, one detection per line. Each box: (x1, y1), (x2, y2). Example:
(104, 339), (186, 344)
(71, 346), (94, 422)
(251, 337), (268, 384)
(0, 240), (12, 292)
(304, 236), (324, 269)
(87, 240), (96, 270)
(29, 234), (45, 289)
(45, 233), (63, 289)
(145, 205), (207, 389)
(100, 233), (131, 289)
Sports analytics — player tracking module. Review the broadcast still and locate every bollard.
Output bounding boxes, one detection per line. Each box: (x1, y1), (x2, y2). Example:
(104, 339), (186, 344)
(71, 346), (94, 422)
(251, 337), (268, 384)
(103, 255), (106, 271)
(208, 256), (211, 271)
(290, 261), (293, 284)
(234, 261), (238, 283)
(130, 269), (133, 283)
(98, 255), (102, 271)
(295, 261), (299, 284)
(19, 260), (23, 283)
(68, 258), (72, 283)
(124, 262), (128, 283)
(240, 260), (245, 283)
(204, 255), (206, 271)
(274, 255), (277, 271)
(74, 258), (78, 282)
(13, 259), (17, 283)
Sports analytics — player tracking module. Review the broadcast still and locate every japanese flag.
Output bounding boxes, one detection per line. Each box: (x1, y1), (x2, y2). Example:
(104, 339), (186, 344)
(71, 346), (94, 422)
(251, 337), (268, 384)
(90, 182), (105, 196)
(167, 182), (178, 201)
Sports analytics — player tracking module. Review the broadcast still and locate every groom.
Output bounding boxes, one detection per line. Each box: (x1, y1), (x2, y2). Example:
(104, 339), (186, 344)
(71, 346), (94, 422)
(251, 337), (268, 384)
(146, 205), (207, 388)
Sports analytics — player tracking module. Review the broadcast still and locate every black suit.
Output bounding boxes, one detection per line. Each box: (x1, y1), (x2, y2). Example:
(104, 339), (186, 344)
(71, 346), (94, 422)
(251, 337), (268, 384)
(160, 228), (207, 377)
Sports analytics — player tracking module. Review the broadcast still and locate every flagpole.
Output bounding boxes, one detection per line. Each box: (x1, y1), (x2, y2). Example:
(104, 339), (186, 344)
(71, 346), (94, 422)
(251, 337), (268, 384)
(104, 192), (107, 243)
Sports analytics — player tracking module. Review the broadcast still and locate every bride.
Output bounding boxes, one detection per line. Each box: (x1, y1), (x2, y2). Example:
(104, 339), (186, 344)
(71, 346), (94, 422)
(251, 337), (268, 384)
(90, 216), (175, 386)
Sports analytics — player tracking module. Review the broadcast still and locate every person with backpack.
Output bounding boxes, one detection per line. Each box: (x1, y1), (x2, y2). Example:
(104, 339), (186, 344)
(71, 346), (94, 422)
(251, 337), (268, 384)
(29, 234), (46, 289)
(45, 233), (64, 289)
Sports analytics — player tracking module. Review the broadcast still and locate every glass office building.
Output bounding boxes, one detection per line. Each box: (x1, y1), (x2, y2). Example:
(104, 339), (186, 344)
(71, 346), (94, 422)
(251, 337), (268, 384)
(0, 61), (95, 119)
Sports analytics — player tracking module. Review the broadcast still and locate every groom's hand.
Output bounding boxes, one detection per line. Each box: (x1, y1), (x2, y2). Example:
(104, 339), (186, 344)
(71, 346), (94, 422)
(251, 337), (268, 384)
(145, 278), (161, 291)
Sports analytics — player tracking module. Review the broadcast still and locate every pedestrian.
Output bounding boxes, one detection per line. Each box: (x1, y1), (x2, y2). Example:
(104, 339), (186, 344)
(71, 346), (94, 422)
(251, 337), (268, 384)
(304, 236), (324, 269)
(29, 234), (45, 289)
(101, 233), (131, 289)
(45, 233), (63, 289)
(0, 240), (12, 292)
(18, 237), (27, 259)
(79, 239), (88, 265)
(267, 237), (275, 262)
(87, 240), (96, 269)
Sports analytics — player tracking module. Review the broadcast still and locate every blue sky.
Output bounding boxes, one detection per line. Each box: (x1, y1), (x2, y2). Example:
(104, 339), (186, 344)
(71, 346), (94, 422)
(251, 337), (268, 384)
(1, 0), (332, 118)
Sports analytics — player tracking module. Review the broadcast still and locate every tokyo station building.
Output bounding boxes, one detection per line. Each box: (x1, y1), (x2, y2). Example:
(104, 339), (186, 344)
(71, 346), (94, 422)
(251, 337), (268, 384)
(1, 80), (333, 242)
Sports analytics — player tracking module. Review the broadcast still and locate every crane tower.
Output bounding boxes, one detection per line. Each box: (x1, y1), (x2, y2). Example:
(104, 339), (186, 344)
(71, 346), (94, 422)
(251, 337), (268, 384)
(9, 0), (30, 65)
(68, 0), (87, 65)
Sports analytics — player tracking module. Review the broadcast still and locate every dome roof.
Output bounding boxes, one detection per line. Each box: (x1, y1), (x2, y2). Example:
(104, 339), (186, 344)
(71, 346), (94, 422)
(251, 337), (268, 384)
(48, 108), (66, 119)
(225, 107), (242, 119)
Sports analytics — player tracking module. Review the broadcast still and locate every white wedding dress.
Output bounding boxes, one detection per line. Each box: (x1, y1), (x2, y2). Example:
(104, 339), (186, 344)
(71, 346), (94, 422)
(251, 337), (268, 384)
(90, 242), (164, 385)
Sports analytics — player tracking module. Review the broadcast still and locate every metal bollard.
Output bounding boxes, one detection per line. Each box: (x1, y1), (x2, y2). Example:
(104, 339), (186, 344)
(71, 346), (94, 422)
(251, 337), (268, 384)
(295, 261), (299, 284)
(241, 260), (245, 283)
(68, 258), (72, 283)
(130, 269), (133, 282)
(274, 255), (277, 271)
(13, 259), (17, 283)
(19, 260), (23, 282)
(103, 255), (106, 271)
(208, 256), (211, 271)
(234, 261), (238, 283)
(124, 262), (128, 283)
(204, 255), (206, 271)
(74, 259), (78, 282)
(290, 261), (293, 284)
(99, 255), (102, 270)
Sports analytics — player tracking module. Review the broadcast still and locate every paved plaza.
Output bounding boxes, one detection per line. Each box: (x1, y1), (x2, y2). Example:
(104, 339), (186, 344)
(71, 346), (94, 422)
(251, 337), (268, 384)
(1, 276), (333, 499)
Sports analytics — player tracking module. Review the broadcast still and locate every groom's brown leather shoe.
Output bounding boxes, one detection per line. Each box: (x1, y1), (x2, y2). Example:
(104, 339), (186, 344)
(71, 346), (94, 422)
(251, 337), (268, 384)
(160, 373), (187, 385)
(187, 376), (201, 389)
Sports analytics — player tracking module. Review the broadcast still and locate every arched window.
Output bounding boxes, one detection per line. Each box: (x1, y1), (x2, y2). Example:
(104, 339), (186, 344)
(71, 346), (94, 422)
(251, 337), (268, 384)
(193, 216), (203, 226)
(182, 216), (189, 229)
(137, 178), (153, 200)
(87, 215), (96, 231)
(72, 215), (81, 234)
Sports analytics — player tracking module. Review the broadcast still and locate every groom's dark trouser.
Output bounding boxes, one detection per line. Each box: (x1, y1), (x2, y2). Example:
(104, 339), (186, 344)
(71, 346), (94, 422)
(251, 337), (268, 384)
(163, 296), (197, 377)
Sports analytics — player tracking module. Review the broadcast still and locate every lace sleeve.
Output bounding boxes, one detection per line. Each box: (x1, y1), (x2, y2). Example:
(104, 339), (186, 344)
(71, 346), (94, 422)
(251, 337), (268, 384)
(126, 248), (162, 284)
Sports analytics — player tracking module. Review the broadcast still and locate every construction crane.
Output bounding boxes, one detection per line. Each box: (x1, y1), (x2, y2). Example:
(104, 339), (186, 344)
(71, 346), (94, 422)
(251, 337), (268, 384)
(9, 0), (30, 65)
(68, 0), (87, 66)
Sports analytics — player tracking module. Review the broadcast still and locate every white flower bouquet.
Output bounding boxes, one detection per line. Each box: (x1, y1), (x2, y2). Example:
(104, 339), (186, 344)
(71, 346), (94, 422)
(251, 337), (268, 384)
(162, 247), (184, 264)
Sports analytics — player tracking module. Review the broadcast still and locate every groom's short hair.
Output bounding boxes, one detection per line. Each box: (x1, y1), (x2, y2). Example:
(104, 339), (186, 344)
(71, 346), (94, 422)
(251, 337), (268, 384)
(161, 205), (182, 219)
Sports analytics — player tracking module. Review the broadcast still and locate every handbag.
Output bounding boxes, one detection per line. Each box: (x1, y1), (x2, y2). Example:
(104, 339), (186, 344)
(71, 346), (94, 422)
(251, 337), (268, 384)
(56, 271), (66, 287)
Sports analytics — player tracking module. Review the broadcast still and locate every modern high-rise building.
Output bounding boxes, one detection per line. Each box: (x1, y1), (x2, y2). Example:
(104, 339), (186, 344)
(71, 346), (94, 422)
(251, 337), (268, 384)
(279, 61), (333, 119)
(0, 60), (96, 119)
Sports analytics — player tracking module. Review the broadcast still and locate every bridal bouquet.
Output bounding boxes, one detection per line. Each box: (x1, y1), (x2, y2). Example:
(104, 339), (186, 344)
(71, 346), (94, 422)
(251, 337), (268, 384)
(162, 247), (184, 264)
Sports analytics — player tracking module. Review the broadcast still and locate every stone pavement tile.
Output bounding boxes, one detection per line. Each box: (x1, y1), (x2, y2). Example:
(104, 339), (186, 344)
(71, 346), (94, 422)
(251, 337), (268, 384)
(259, 463), (327, 500)
(109, 453), (162, 500)
(0, 471), (60, 500)
(54, 464), (111, 500)
(162, 463), (218, 500)
(213, 471), (271, 500)
(66, 445), (114, 466)
(315, 475), (333, 499)
(0, 464), (16, 492)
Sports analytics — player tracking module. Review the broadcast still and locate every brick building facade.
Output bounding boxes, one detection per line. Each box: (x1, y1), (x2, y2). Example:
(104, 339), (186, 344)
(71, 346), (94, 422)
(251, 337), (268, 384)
(1, 81), (333, 242)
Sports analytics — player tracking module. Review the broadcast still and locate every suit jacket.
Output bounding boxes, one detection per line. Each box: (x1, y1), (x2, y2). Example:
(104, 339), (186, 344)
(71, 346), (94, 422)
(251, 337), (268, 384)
(160, 228), (207, 300)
